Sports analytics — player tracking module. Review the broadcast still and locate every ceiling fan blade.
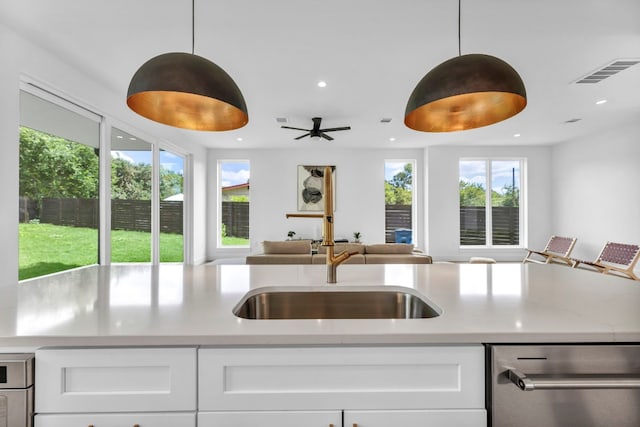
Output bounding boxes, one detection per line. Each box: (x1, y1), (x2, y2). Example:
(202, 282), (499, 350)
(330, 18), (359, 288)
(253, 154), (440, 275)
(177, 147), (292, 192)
(320, 126), (351, 132)
(321, 133), (334, 141)
(281, 126), (310, 131)
(294, 133), (310, 140)
(311, 117), (322, 132)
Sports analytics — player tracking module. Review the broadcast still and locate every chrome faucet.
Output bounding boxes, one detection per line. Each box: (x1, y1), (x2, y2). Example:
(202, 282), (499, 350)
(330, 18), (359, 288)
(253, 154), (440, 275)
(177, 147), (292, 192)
(286, 166), (355, 283)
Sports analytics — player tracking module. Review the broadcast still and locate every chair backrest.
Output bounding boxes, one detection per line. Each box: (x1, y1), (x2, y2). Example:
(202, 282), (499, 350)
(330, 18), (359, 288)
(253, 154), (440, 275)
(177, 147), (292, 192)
(597, 242), (640, 267)
(545, 235), (577, 256)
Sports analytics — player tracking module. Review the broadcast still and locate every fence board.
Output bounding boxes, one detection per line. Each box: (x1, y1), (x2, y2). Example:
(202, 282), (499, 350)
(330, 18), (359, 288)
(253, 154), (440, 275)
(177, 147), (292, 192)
(385, 205), (412, 243)
(222, 201), (249, 238)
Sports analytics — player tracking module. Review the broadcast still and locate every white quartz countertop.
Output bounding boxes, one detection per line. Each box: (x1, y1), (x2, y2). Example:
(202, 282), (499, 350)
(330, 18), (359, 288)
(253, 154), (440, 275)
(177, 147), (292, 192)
(0, 263), (638, 348)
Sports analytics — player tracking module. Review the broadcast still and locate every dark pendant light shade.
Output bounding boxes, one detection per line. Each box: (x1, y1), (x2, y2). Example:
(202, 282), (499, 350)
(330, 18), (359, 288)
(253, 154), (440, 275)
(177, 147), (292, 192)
(127, 52), (248, 131)
(405, 53), (526, 132)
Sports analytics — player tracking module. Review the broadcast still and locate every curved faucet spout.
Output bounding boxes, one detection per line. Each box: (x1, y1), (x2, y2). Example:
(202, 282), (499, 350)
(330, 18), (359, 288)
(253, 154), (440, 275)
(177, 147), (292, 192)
(286, 165), (350, 283)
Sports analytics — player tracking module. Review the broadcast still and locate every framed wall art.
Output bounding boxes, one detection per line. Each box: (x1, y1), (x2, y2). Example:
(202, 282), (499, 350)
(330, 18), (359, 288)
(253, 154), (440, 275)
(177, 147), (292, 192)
(297, 165), (335, 211)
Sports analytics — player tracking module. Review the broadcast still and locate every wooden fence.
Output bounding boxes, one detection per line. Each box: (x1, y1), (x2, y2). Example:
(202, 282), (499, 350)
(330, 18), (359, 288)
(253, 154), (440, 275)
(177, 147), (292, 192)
(31, 198), (183, 234)
(460, 206), (519, 245)
(385, 204), (412, 243)
(222, 201), (249, 238)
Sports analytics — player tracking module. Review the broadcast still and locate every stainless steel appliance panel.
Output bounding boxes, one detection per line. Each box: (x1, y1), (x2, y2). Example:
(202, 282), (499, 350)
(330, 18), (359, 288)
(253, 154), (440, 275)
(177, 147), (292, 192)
(488, 344), (640, 427)
(0, 354), (34, 427)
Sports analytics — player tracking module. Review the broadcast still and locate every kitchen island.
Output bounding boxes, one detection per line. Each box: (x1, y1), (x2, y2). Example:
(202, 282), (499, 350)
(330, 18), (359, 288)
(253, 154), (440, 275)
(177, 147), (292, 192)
(0, 262), (638, 347)
(1, 263), (639, 427)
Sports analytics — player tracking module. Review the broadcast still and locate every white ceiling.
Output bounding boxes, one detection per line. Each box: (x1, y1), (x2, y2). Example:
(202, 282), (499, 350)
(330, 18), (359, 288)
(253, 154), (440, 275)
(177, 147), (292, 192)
(2, 0), (640, 150)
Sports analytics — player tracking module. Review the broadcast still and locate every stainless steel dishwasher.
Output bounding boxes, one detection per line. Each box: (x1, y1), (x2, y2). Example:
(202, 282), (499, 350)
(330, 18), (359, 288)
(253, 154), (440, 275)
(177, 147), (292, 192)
(0, 354), (34, 427)
(487, 344), (640, 427)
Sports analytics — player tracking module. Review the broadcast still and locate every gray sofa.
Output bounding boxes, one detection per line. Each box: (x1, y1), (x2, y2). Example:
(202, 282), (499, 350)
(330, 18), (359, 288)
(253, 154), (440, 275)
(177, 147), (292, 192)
(245, 241), (432, 265)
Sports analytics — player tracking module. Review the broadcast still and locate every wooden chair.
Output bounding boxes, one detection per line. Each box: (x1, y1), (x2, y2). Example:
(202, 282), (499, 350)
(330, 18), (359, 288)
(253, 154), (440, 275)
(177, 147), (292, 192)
(522, 235), (577, 266)
(572, 241), (640, 281)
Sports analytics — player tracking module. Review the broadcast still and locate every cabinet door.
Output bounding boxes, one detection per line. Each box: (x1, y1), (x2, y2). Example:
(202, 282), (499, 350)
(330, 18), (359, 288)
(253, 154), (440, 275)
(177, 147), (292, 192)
(35, 412), (196, 427)
(344, 409), (487, 427)
(199, 345), (484, 411)
(198, 411), (341, 427)
(36, 347), (196, 413)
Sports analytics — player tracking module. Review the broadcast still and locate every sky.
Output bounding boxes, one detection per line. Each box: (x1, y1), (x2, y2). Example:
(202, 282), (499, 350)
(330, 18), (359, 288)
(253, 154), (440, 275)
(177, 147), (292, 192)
(111, 150), (184, 175)
(460, 160), (520, 193)
(220, 161), (250, 187)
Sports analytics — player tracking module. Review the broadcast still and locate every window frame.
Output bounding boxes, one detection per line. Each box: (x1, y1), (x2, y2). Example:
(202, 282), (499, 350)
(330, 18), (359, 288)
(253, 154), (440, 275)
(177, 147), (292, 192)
(384, 159), (417, 246)
(459, 157), (525, 249)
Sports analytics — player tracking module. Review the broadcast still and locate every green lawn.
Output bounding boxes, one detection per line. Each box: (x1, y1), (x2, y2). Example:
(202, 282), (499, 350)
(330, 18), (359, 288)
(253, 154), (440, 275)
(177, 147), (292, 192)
(221, 236), (250, 246)
(19, 223), (183, 280)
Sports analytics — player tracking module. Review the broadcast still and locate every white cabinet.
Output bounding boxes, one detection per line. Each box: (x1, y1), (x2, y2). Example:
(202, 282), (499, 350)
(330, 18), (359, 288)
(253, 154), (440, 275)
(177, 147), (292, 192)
(344, 409), (486, 427)
(199, 346), (486, 427)
(35, 347), (197, 427)
(199, 411), (341, 427)
(35, 412), (195, 427)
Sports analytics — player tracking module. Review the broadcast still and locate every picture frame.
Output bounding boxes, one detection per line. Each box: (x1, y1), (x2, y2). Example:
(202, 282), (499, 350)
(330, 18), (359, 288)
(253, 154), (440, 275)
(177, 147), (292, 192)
(297, 165), (335, 211)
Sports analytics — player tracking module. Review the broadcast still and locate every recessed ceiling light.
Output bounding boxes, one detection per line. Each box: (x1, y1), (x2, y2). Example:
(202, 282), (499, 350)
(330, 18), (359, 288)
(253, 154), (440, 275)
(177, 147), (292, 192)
(317, 81), (327, 88)
(129, 137), (137, 141)
(116, 135), (123, 139)
(389, 137), (396, 142)
(513, 133), (521, 138)
(596, 99), (607, 105)
(236, 137), (243, 142)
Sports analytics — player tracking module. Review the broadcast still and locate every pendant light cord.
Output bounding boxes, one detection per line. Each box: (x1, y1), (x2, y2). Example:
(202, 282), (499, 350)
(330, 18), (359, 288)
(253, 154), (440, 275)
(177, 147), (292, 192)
(458, 0), (461, 57)
(191, 0), (195, 55)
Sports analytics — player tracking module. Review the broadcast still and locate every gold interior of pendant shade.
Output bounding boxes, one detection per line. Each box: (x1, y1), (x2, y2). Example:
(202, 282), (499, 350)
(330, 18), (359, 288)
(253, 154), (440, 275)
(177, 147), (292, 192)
(127, 52), (248, 131)
(405, 54), (526, 132)
(405, 91), (526, 132)
(127, 90), (248, 131)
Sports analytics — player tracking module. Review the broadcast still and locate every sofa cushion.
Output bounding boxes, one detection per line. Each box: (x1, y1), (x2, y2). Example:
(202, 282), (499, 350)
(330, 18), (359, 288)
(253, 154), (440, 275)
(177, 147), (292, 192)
(246, 254), (312, 264)
(317, 243), (365, 255)
(364, 243), (414, 254)
(262, 240), (311, 254)
(365, 254), (432, 264)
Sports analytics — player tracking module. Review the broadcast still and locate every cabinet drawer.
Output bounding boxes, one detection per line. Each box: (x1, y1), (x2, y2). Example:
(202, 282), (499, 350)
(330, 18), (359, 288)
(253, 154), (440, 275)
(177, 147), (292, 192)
(199, 346), (484, 410)
(199, 411), (341, 427)
(345, 409), (487, 427)
(35, 412), (196, 427)
(36, 348), (196, 413)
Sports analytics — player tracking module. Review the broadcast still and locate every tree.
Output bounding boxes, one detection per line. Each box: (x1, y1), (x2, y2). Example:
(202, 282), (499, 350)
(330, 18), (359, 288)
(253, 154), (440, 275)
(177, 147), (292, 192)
(385, 163), (412, 205)
(19, 127), (99, 200)
(459, 181), (485, 206)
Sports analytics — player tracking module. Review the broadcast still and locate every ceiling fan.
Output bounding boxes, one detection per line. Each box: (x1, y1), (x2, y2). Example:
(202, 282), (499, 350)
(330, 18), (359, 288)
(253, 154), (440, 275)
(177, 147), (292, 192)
(282, 117), (351, 141)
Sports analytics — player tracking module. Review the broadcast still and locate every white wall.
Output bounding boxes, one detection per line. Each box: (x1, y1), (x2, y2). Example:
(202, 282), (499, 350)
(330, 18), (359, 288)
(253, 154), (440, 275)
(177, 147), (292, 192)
(425, 145), (553, 262)
(551, 121), (640, 268)
(0, 23), (208, 289)
(207, 148), (425, 260)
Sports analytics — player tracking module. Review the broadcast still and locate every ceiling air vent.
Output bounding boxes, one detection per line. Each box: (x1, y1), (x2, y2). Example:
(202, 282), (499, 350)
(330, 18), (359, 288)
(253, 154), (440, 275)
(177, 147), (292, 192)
(276, 117), (288, 123)
(564, 118), (582, 124)
(574, 59), (640, 84)
(380, 118), (392, 123)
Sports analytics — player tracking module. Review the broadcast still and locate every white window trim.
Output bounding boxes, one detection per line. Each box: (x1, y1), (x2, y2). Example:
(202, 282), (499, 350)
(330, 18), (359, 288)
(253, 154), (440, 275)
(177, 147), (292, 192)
(459, 157), (525, 249)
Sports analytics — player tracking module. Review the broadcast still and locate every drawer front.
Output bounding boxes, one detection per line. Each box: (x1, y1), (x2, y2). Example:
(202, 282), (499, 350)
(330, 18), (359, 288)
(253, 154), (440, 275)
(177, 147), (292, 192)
(345, 409), (487, 427)
(35, 412), (196, 427)
(199, 411), (341, 427)
(199, 346), (484, 410)
(36, 348), (196, 413)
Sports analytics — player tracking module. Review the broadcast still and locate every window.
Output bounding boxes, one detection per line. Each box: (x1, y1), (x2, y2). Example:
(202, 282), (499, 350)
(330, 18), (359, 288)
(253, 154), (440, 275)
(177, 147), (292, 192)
(459, 159), (522, 246)
(159, 149), (184, 262)
(384, 160), (415, 244)
(18, 88), (101, 280)
(110, 128), (152, 262)
(218, 160), (250, 247)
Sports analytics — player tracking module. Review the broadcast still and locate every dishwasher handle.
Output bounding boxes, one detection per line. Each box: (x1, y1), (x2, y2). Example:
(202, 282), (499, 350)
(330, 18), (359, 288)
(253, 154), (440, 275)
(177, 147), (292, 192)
(506, 369), (640, 391)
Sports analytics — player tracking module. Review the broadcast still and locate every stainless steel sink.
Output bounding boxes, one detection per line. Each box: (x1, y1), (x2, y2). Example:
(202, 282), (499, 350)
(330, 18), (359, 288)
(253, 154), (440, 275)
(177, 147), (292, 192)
(233, 286), (441, 319)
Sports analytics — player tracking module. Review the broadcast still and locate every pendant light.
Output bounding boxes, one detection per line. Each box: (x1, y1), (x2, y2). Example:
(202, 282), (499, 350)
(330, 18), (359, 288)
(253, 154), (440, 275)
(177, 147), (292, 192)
(404, 0), (526, 132)
(127, 0), (248, 131)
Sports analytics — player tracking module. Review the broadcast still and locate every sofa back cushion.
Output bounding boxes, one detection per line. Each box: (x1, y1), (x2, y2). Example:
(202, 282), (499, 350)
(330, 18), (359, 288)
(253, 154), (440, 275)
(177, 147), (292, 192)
(364, 243), (414, 254)
(317, 243), (365, 255)
(262, 240), (311, 254)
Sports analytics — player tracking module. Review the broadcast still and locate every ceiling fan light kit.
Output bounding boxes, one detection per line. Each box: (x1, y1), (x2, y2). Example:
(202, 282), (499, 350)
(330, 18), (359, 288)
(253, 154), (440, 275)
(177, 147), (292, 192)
(127, 0), (248, 131)
(404, 0), (526, 133)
